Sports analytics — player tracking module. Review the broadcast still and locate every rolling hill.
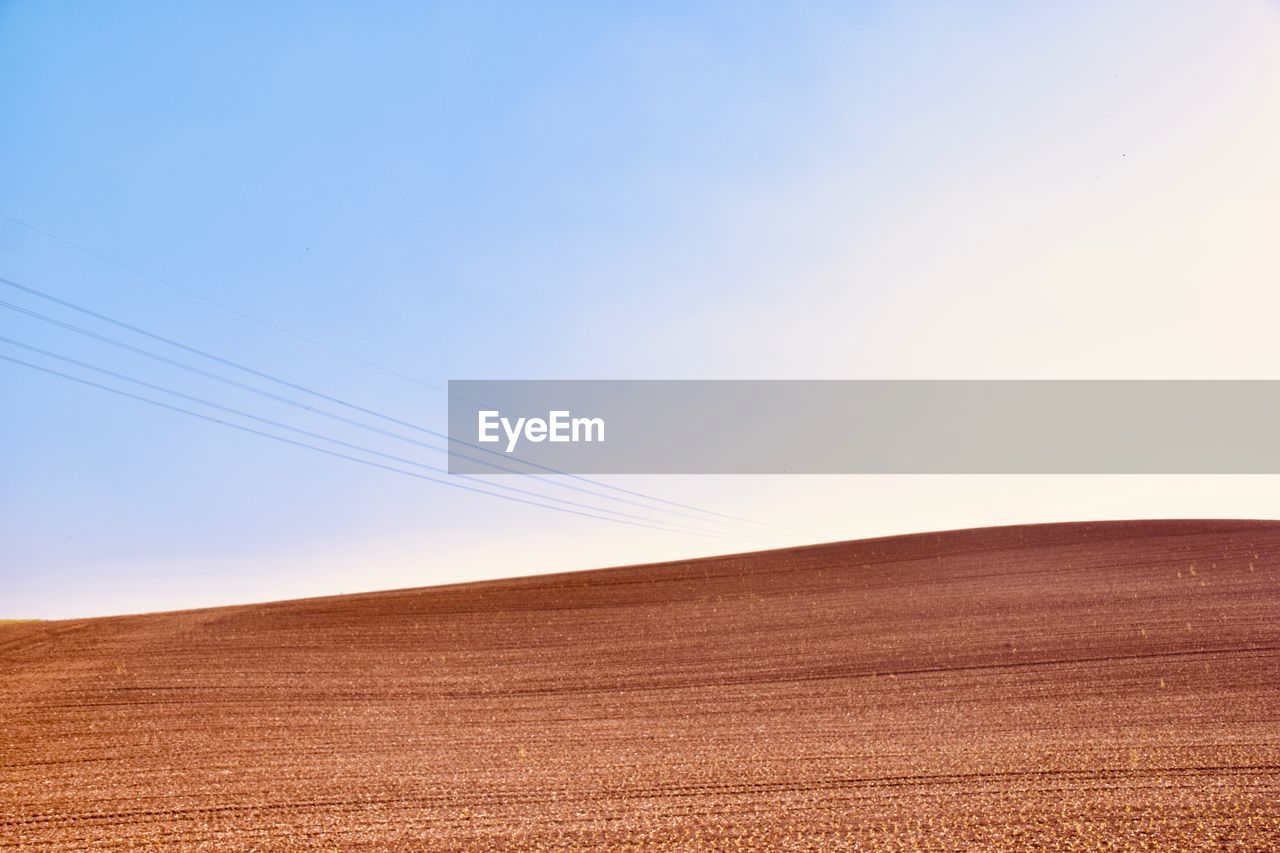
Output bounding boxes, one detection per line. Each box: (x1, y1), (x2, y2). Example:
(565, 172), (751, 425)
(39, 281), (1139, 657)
(2, 520), (1277, 848)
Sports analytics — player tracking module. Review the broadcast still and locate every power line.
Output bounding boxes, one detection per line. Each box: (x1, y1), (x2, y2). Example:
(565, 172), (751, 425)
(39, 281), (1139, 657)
(0, 295), (740, 527)
(0, 274), (761, 527)
(0, 352), (736, 537)
(0, 264), (762, 526)
(0, 336), (730, 537)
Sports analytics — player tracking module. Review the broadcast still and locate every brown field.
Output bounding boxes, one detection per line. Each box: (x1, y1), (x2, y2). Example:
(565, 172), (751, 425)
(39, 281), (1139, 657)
(2, 520), (1278, 849)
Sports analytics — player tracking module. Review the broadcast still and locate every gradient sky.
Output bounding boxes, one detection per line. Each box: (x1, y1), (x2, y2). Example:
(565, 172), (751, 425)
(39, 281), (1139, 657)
(3, 1), (1279, 619)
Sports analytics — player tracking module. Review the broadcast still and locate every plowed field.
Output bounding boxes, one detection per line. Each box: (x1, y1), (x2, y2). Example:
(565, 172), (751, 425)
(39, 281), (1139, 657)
(3, 520), (1278, 849)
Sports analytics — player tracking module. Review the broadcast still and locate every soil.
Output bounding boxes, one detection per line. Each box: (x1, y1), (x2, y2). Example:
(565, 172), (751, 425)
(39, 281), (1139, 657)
(2, 519), (1277, 849)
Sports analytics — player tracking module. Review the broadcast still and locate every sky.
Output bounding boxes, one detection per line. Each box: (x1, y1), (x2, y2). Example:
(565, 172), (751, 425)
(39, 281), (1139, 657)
(2, 1), (1279, 619)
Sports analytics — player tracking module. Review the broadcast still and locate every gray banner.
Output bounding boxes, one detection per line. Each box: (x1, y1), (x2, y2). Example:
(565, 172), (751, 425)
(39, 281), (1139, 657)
(446, 380), (1280, 474)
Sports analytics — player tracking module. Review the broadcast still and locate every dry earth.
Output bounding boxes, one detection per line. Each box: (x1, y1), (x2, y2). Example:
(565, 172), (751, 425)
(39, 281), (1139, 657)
(2, 520), (1278, 849)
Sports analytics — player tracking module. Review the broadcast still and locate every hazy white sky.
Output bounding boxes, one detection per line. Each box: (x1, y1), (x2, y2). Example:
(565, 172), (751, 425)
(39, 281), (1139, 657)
(3, 1), (1278, 618)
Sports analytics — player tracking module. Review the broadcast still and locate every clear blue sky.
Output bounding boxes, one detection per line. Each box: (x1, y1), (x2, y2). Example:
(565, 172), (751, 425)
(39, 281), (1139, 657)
(3, 2), (1279, 618)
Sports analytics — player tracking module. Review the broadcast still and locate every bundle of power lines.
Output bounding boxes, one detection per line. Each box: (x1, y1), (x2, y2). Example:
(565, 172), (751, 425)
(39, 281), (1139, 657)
(0, 214), (763, 541)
